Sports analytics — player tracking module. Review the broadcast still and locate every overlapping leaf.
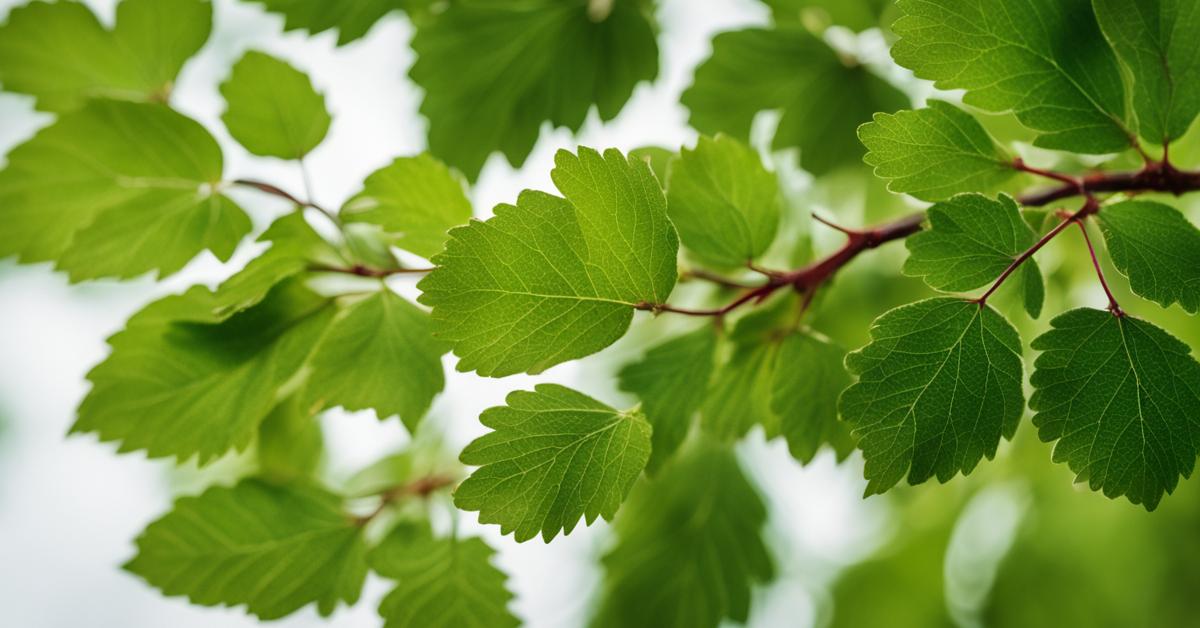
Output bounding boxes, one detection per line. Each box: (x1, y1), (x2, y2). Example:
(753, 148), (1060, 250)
(891, 0), (1132, 154)
(220, 51), (331, 159)
(125, 479), (367, 619)
(244, 0), (418, 45)
(371, 523), (519, 628)
(305, 290), (446, 432)
(72, 280), (334, 463)
(666, 134), (782, 267)
(839, 298), (1025, 494)
(771, 332), (856, 464)
(859, 101), (1016, 202)
(762, 0), (892, 31)
(341, 154), (473, 259)
(1030, 309), (1200, 510)
(0, 100), (249, 281)
(683, 26), (908, 175)
(0, 0), (211, 111)
(256, 395), (324, 481)
(618, 326), (717, 473)
(1096, 200), (1200, 313)
(904, 193), (1044, 317)
(410, 0), (658, 179)
(456, 384), (651, 542)
(592, 443), (774, 628)
(418, 147), (678, 377)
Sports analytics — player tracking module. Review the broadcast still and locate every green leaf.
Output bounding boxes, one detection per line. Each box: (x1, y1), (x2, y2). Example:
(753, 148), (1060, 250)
(839, 297), (1025, 495)
(244, 0), (413, 45)
(629, 145), (674, 185)
(455, 384), (652, 542)
(1031, 309), (1200, 510)
(701, 339), (779, 441)
(771, 331), (856, 464)
(682, 26), (909, 176)
(410, 0), (658, 179)
(0, 100), (249, 281)
(1096, 200), (1200, 313)
(762, 0), (892, 32)
(0, 0), (211, 111)
(125, 479), (367, 619)
(371, 523), (519, 628)
(891, 0), (1132, 154)
(903, 193), (1045, 317)
(305, 290), (446, 432)
(418, 147), (677, 377)
(257, 395), (324, 481)
(220, 50), (331, 159)
(666, 134), (782, 267)
(618, 326), (718, 473)
(592, 443), (774, 628)
(859, 101), (1016, 202)
(341, 154), (473, 259)
(72, 279), (334, 463)
(1093, 0), (1200, 144)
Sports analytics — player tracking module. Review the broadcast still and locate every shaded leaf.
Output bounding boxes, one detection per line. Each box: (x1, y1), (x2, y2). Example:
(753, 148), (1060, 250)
(771, 331), (856, 464)
(1097, 200), (1200, 313)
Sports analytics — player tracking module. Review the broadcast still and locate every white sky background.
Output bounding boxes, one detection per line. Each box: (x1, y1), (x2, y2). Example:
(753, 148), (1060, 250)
(0, 1), (901, 626)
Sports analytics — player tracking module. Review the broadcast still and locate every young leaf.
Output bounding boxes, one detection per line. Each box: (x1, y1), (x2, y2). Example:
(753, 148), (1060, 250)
(410, 0), (658, 179)
(0, 100), (249, 281)
(618, 326), (717, 473)
(839, 297), (1025, 495)
(220, 50), (331, 159)
(859, 101), (1016, 202)
(72, 280), (334, 463)
(0, 0), (211, 111)
(682, 26), (909, 175)
(666, 134), (782, 267)
(371, 523), (519, 628)
(418, 147), (678, 377)
(257, 395), (324, 481)
(903, 193), (1045, 317)
(125, 479), (367, 619)
(1096, 200), (1200, 313)
(771, 332), (856, 464)
(244, 0), (415, 45)
(1030, 309), (1200, 510)
(1093, 0), (1200, 144)
(455, 384), (652, 542)
(341, 154), (473, 259)
(304, 290), (447, 433)
(891, 0), (1131, 154)
(592, 443), (774, 628)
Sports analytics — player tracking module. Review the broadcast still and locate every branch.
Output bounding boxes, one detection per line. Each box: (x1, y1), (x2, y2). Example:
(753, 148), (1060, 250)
(1016, 160), (1200, 206)
(309, 263), (434, 278)
(232, 178), (341, 225)
(353, 473), (457, 526)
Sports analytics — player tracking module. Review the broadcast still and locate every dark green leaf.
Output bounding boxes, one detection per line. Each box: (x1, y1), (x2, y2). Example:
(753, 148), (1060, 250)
(771, 331), (856, 464)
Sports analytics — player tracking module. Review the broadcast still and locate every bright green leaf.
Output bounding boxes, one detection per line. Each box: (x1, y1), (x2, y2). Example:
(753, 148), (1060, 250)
(903, 193), (1045, 318)
(455, 384), (652, 542)
(125, 479), (367, 619)
(244, 0), (414, 45)
(0, 100), (249, 281)
(305, 290), (446, 432)
(1030, 309), (1200, 510)
(859, 101), (1016, 201)
(771, 331), (856, 464)
(1093, 0), (1200, 144)
(257, 395), (324, 482)
(682, 26), (909, 175)
(0, 0), (211, 111)
(72, 280), (334, 463)
(891, 0), (1132, 154)
(629, 145), (674, 185)
(618, 325), (718, 473)
(418, 147), (677, 377)
(592, 443), (774, 628)
(839, 297), (1025, 495)
(666, 134), (782, 267)
(341, 154), (473, 259)
(1096, 200), (1200, 313)
(371, 523), (519, 628)
(220, 50), (331, 159)
(410, 0), (658, 179)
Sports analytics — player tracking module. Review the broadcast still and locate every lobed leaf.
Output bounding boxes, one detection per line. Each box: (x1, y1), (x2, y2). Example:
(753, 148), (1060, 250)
(125, 479), (367, 619)
(220, 50), (331, 159)
(1096, 200), (1200, 313)
(859, 101), (1016, 202)
(418, 147), (677, 377)
(1030, 309), (1200, 510)
(839, 297), (1025, 495)
(455, 384), (652, 542)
